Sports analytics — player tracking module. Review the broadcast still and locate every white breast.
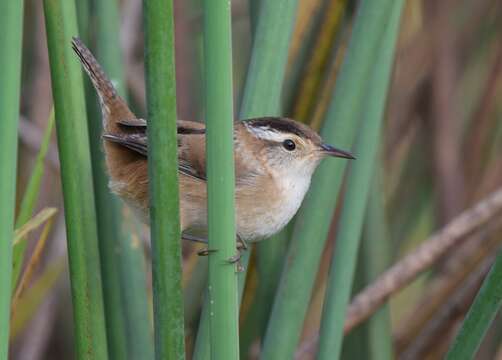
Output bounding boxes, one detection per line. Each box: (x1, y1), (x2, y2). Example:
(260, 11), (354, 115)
(240, 174), (311, 241)
(273, 174), (311, 230)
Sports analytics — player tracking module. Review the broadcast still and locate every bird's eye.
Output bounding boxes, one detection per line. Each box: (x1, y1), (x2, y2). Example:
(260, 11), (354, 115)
(282, 139), (296, 151)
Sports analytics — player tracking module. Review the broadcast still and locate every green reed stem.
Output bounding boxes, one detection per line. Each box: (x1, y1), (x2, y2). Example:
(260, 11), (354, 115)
(44, 0), (108, 357)
(143, 0), (185, 358)
(203, 0), (240, 359)
(317, 2), (404, 358)
(193, 1), (299, 358)
(362, 178), (393, 360)
(83, 0), (154, 358)
(261, 0), (400, 358)
(0, 0), (24, 357)
(446, 250), (502, 360)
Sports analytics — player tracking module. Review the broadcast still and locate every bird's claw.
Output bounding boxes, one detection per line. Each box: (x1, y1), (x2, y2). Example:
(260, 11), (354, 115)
(227, 246), (246, 272)
(194, 234), (247, 272)
(236, 236), (248, 251)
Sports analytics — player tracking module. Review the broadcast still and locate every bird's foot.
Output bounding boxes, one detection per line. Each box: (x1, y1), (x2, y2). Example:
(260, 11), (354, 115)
(236, 235), (248, 251)
(227, 236), (247, 272)
(226, 252), (245, 272)
(189, 233), (247, 272)
(197, 248), (217, 256)
(182, 233), (207, 245)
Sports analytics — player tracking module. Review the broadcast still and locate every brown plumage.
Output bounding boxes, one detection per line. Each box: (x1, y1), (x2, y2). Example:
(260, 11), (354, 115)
(71, 37), (354, 241)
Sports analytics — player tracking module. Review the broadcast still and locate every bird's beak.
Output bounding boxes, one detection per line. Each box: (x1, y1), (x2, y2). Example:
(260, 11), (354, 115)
(320, 143), (355, 159)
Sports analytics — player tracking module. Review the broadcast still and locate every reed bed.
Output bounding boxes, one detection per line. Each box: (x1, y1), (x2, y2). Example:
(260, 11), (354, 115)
(4, 0), (502, 359)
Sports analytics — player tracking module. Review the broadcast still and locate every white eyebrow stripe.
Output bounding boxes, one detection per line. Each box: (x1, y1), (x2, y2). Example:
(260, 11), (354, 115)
(245, 124), (288, 142)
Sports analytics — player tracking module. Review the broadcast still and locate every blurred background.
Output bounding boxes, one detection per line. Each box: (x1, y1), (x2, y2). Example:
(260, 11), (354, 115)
(11, 0), (502, 359)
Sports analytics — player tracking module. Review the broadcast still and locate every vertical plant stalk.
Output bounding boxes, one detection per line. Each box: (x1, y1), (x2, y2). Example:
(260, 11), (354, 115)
(204, 0), (240, 359)
(0, 0), (24, 357)
(260, 0), (396, 358)
(317, 1), (405, 358)
(446, 251), (502, 360)
(44, 0), (108, 358)
(241, 0), (301, 353)
(240, 0), (299, 118)
(84, 0), (154, 358)
(340, 172), (394, 359)
(143, 0), (185, 358)
(240, 0), (300, 302)
(193, 1), (300, 358)
(289, 0), (348, 121)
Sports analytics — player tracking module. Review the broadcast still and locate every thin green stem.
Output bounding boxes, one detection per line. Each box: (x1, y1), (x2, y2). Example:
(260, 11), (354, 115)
(143, 0), (185, 358)
(446, 251), (502, 359)
(43, 0), (108, 357)
(362, 178), (393, 360)
(0, 0), (24, 357)
(341, 172), (394, 359)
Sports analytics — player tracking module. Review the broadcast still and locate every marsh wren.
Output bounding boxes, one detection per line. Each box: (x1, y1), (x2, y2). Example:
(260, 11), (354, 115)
(71, 37), (354, 251)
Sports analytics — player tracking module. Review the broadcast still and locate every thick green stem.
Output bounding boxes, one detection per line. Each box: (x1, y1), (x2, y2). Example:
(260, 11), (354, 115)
(44, 0), (108, 358)
(143, 0), (185, 358)
(83, 0), (154, 358)
(203, 0), (240, 359)
(193, 1), (299, 358)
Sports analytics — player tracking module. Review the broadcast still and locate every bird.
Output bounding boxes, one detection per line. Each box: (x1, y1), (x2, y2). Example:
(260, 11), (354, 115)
(71, 37), (354, 258)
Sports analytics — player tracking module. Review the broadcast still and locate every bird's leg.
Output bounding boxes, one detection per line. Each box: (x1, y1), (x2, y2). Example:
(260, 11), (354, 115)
(185, 232), (247, 271)
(182, 233), (218, 256)
(236, 236), (248, 252)
(182, 233), (207, 245)
(197, 248), (218, 256)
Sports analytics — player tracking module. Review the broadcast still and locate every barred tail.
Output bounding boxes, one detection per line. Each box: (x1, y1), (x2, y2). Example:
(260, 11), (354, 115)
(71, 37), (134, 133)
(71, 37), (142, 179)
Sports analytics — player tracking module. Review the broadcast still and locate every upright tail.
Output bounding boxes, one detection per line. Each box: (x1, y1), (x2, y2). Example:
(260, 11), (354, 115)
(71, 37), (135, 134)
(72, 37), (144, 183)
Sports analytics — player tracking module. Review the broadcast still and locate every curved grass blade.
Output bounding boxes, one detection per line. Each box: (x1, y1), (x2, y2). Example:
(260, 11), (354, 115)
(446, 251), (502, 360)
(12, 213), (55, 310)
(12, 110), (55, 291)
(9, 259), (65, 340)
(13, 208), (58, 247)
